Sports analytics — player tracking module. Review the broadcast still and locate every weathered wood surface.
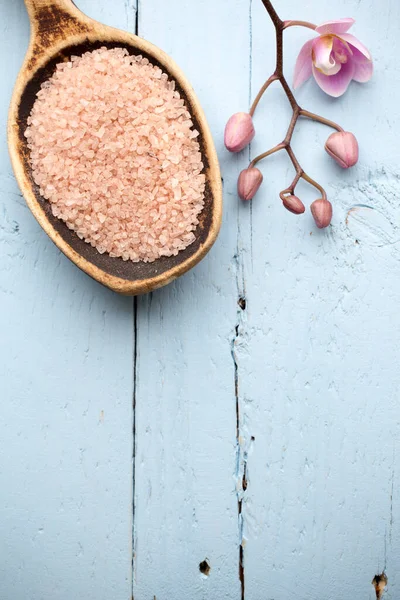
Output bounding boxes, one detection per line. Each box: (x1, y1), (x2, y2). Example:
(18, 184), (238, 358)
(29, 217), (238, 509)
(1, 0), (399, 599)
(0, 2), (135, 599)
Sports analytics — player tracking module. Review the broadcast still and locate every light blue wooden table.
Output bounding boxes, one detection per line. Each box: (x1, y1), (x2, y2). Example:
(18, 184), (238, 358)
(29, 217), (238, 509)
(1, 0), (398, 598)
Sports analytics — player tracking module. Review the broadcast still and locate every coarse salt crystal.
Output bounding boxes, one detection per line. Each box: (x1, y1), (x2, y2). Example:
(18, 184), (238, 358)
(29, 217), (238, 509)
(25, 47), (205, 263)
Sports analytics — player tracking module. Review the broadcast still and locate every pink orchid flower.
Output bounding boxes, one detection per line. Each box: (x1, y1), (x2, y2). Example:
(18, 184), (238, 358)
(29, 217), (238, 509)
(293, 18), (373, 97)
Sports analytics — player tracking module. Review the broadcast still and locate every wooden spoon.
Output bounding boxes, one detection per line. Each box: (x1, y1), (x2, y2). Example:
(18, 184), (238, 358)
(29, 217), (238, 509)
(8, 0), (222, 295)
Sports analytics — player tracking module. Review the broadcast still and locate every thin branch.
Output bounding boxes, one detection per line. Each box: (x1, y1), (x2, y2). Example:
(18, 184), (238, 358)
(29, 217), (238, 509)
(249, 75), (278, 116)
(247, 0), (335, 206)
(282, 20), (317, 31)
(281, 171), (302, 196)
(250, 143), (285, 167)
(302, 172), (327, 200)
(284, 107), (300, 145)
(300, 109), (344, 132)
(260, 0), (282, 28)
(280, 76), (298, 111)
(286, 146), (327, 200)
(285, 145), (302, 174)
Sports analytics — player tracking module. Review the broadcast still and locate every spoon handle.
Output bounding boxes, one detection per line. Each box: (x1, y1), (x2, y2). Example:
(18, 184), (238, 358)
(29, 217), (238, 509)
(23, 0), (93, 65)
(24, 0), (79, 23)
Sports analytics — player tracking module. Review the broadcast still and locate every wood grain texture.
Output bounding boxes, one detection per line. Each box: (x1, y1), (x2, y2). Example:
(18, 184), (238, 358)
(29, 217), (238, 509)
(239, 0), (400, 598)
(2, 0), (399, 599)
(0, 1), (135, 599)
(132, 0), (250, 597)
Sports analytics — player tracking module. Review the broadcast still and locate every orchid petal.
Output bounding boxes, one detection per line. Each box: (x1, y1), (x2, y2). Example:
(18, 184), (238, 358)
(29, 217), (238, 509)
(339, 33), (372, 60)
(351, 48), (374, 82)
(316, 18), (355, 35)
(293, 39), (314, 88)
(312, 60), (355, 97)
(331, 37), (353, 69)
(312, 36), (338, 75)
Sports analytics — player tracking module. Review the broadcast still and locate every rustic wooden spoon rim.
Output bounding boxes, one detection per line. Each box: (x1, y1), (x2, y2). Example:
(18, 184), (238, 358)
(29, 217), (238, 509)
(8, 10), (222, 295)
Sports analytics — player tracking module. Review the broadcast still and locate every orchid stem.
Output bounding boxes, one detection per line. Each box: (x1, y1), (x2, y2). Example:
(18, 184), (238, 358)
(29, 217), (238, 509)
(285, 146), (327, 200)
(282, 20), (317, 31)
(248, 0), (334, 205)
(250, 143), (285, 167)
(285, 145), (302, 174)
(279, 170), (302, 199)
(284, 108), (300, 144)
(300, 109), (344, 132)
(287, 171), (302, 193)
(302, 173), (328, 200)
(249, 74), (278, 116)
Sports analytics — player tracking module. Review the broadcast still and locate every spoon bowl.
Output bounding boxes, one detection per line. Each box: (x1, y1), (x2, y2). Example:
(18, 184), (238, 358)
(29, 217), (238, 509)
(8, 0), (222, 294)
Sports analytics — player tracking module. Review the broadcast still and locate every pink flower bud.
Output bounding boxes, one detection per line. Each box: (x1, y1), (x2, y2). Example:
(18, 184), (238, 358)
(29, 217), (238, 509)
(224, 112), (255, 153)
(325, 131), (359, 168)
(237, 167), (263, 201)
(310, 199), (333, 229)
(281, 194), (305, 215)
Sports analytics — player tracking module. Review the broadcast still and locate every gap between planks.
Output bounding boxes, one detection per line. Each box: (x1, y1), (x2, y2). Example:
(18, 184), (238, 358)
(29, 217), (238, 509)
(130, 0), (251, 596)
(233, 2), (254, 598)
(131, 2), (139, 595)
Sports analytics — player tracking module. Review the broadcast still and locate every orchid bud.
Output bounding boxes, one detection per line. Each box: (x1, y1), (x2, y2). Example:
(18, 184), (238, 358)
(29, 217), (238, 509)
(310, 198), (333, 229)
(237, 167), (263, 201)
(281, 194), (305, 215)
(325, 131), (359, 169)
(224, 112), (255, 153)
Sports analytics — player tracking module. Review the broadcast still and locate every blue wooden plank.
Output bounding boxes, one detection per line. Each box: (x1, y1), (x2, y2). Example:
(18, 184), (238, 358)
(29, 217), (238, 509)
(132, 0), (250, 597)
(0, 2), (136, 599)
(1, 0), (399, 599)
(239, 1), (400, 598)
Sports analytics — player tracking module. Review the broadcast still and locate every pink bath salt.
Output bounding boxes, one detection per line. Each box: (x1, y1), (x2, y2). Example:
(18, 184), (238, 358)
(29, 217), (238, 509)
(25, 47), (205, 263)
